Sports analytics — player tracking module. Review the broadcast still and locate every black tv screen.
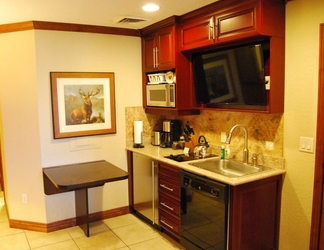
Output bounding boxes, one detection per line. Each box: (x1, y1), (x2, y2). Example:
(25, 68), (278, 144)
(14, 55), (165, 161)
(193, 42), (269, 106)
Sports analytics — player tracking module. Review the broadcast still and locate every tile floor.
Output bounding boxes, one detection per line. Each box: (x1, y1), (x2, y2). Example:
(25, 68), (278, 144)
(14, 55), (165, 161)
(0, 190), (184, 250)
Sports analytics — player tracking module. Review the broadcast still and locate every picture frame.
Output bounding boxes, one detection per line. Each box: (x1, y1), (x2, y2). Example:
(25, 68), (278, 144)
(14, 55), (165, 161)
(50, 72), (116, 139)
(203, 53), (238, 104)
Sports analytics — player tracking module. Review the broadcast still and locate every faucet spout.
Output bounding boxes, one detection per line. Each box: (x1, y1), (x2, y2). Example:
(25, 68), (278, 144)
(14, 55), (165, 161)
(225, 124), (249, 164)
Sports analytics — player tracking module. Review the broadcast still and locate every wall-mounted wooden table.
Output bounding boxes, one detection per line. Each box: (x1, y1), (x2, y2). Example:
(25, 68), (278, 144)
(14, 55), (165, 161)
(43, 160), (129, 237)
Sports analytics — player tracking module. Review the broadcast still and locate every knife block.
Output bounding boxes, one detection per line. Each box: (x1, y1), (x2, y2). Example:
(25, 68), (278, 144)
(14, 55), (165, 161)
(185, 134), (198, 153)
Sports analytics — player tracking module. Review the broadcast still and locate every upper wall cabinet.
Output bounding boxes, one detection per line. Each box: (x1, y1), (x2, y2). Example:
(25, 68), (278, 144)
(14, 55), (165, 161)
(140, 17), (200, 116)
(180, 0), (285, 51)
(140, 0), (285, 114)
(142, 25), (175, 72)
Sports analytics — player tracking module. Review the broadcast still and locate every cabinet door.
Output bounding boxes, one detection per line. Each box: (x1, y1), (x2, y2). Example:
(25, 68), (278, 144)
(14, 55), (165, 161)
(180, 1), (260, 51)
(215, 1), (259, 43)
(143, 26), (175, 72)
(180, 16), (214, 51)
(142, 34), (156, 72)
(229, 175), (282, 250)
(156, 26), (175, 71)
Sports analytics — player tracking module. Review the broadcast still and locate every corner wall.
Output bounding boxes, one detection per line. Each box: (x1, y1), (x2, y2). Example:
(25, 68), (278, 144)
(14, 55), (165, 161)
(0, 29), (142, 224)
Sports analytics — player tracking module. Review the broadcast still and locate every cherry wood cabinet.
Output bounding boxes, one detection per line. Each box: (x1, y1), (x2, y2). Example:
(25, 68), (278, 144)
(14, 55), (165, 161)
(180, 0), (285, 51)
(140, 0), (285, 114)
(140, 17), (200, 116)
(127, 151), (282, 248)
(229, 174), (282, 250)
(158, 162), (181, 240)
(179, 0), (285, 113)
(142, 25), (175, 72)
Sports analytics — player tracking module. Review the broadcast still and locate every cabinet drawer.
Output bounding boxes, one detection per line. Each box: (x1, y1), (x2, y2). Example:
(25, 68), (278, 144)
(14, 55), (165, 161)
(159, 209), (180, 238)
(159, 176), (180, 199)
(217, 6), (256, 40)
(159, 163), (180, 180)
(159, 192), (180, 218)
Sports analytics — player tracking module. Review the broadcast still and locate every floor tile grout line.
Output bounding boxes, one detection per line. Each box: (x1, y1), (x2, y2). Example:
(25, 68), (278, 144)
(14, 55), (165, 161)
(65, 228), (82, 250)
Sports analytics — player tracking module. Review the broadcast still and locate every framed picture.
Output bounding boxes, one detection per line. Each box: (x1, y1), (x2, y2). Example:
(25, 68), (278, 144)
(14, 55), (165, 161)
(203, 53), (238, 104)
(50, 72), (116, 139)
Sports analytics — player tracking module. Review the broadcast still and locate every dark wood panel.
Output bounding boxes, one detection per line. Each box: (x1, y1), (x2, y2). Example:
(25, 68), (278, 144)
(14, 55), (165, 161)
(43, 160), (128, 194)
(229, 175), (282, 250)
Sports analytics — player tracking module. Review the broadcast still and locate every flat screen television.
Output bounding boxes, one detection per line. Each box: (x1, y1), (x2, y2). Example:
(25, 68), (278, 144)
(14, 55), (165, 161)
(192, 41), (270, 106)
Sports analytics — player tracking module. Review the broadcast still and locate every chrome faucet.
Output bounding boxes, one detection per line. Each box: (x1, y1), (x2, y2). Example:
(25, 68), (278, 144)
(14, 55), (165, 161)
(225, 124), (249, 164)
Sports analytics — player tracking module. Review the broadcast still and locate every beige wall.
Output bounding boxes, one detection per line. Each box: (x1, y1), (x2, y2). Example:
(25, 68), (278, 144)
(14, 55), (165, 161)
(0, 30), (142, 223)
(0, 30), (46, 221)
(281, 0), (324, 249)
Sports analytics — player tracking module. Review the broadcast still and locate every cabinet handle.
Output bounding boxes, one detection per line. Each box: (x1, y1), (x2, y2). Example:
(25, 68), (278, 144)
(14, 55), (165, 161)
(160, 219), (174, 229)
(155, 47), (159, 68)
(209, 17), (214, 40)
(213, 19), (217, 40)
(153, 48), (156, 68)
(160, 202), (174, 211)
(160, 184), (174, 192)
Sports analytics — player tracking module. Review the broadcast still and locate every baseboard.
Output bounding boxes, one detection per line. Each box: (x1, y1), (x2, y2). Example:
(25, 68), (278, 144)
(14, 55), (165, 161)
(9, 206), (130, 233)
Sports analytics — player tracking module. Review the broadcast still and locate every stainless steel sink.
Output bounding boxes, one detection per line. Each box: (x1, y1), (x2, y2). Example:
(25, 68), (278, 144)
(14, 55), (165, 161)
(189, 158), (273, 178)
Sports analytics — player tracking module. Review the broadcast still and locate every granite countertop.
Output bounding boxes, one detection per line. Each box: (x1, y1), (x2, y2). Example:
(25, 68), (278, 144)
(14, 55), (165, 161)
(126, 143), (286, 186)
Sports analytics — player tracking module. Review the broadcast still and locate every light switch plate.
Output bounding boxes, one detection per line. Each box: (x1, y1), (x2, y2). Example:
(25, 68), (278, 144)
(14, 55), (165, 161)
(299, 136), (314, 153)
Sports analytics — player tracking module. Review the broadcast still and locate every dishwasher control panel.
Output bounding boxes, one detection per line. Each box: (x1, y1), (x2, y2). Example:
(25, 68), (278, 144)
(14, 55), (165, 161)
(180, 170), (229, 204)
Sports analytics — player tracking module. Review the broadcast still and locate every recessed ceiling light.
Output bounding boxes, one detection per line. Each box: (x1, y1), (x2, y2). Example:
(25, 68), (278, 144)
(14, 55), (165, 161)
(142, 3), (160, 12)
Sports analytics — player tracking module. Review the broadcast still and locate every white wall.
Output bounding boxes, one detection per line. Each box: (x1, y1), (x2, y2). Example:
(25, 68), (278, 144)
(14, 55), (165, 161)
(281, 0), (324, 249)
(0, 29), (142, 223)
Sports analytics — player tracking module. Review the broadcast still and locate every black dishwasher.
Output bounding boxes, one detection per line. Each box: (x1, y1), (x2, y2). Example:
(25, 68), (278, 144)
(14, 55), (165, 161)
(180, 170), (229, 250)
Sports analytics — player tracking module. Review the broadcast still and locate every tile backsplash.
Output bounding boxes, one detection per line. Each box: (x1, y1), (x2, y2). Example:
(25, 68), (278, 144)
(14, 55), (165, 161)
(125, 107), (284, 169)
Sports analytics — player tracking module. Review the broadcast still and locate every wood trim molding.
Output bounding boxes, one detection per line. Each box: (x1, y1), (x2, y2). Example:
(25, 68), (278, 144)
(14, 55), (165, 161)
(310, 23), (324, 249)
(0, 20), (141, 37)
(9, 206), (130, 233)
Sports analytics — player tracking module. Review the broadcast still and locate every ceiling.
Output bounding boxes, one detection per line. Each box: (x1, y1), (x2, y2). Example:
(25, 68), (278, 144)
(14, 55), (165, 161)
(0, 0), (219, 29)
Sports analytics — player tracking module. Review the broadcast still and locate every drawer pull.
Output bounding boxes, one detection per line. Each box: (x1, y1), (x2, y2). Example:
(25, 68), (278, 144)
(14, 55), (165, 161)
(160, 202), (174, 211)
(160, 219), (174, 229)
(160, 184), (173, 192)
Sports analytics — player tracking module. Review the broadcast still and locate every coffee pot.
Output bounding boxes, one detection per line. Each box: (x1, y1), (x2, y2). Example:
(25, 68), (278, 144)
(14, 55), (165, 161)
(160, 120), (181, 148)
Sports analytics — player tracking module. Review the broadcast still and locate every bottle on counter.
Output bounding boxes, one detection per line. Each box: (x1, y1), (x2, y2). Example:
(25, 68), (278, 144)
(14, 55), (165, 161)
(221, 145), (225, 160)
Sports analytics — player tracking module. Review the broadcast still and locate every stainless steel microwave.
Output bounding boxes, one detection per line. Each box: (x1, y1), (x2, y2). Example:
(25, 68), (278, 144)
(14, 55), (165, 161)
(146, 84), (175, 107)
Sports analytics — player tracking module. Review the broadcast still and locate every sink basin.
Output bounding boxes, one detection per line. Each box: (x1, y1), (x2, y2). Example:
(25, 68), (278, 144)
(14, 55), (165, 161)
(189, 159), (273, 178)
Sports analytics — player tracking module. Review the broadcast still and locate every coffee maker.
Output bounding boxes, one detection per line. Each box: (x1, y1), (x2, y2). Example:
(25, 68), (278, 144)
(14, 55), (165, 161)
(160, 120), (181, 148)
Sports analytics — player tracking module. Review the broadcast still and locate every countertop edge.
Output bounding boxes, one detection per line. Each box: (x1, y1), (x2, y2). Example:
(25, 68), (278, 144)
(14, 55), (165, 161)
(126, 144), (286, 186)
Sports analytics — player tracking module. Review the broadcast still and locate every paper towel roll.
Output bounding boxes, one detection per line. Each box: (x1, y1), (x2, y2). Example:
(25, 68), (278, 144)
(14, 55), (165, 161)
(134, 121), (143, 144)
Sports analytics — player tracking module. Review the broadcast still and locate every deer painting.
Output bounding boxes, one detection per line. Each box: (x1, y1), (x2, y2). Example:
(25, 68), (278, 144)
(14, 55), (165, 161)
(71, 87), (101, 124)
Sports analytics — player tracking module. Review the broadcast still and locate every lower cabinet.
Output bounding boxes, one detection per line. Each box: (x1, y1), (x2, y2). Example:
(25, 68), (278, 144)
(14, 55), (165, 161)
(128, 152), (282, 249)
(158, 162), (181, 240)
(229, 175), (282, 250)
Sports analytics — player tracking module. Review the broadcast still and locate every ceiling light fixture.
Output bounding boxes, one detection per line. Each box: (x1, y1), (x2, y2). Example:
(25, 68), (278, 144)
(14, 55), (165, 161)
(142, 3), (160, 12)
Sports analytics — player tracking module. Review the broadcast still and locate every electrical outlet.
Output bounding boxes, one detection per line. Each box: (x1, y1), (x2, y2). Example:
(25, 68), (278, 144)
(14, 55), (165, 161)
(265, 141), (274, 150)
(22, 194), (28, 204)
(221, 132), (227, 143)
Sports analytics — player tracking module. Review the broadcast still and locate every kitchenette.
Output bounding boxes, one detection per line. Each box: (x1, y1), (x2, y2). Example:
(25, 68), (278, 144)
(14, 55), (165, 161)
(125, 107), (285, 250)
